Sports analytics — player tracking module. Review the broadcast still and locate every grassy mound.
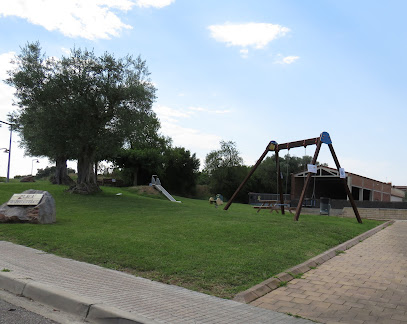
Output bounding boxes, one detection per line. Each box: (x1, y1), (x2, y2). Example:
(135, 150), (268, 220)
(0, 181), (382, 298)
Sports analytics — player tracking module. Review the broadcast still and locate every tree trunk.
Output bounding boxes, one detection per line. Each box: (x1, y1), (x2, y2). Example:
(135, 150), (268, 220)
(52, 157), (75, 186)
(94, 161), (98, 183)
(69, 148), (101, 194)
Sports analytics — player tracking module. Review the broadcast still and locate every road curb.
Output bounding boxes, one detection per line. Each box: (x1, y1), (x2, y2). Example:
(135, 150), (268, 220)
(233, 220), (395, 304)
(0, 271), (30, 295)
(23, 281), (93, 319)
(87, 304), (160, 324)
(0, 271), (161, 323)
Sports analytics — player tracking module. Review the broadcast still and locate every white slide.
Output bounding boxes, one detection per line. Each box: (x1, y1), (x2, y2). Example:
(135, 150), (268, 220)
(153, 184), (181, 203)
(150, 175), (181, 203)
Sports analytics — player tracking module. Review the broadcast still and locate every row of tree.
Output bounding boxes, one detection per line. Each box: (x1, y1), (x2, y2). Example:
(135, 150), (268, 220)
(200, 141), (319, 203)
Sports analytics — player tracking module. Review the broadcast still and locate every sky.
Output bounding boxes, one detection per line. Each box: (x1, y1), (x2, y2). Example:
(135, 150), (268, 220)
(0, 0), (406, 185)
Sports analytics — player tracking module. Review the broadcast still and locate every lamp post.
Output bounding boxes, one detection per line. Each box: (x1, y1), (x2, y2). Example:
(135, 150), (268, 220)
(0, 120), (12, 183)
(31, 159), (40, 176)
(0, 148), (8, 182)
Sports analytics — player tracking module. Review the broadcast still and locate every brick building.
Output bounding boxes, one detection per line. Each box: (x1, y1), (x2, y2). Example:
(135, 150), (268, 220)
(291, 166), (393, 202)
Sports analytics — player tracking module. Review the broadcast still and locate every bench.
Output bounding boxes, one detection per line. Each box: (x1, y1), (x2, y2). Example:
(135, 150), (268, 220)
(254, 200), (277, 213)
(272, 203), (296, 214)
(254, 200), (296, 214)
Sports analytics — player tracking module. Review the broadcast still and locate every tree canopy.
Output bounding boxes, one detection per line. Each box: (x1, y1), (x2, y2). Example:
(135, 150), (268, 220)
(202, 140), (327, 203)
(204, 140), (243, 174)
(7, 42), (156, 193)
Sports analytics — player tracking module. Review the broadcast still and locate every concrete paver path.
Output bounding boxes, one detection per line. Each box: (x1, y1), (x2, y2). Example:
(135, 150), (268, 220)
(251, 220), (407, 324)
(0, 241), (312, 324)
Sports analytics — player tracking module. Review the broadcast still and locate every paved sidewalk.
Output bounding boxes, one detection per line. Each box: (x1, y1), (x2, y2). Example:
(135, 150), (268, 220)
(251, 220), (407, 323)
(0, 241), (312, 324)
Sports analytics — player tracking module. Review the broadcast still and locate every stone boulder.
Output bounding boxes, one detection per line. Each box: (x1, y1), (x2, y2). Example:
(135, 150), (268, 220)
(0, 189), (56, 224)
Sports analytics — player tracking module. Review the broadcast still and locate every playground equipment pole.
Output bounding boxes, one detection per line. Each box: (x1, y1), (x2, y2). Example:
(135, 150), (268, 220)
(328, 144), (362, 224)
(275, 150), (285, 214)
(224, 144), (272, 211)
(294, 138), (322, 221)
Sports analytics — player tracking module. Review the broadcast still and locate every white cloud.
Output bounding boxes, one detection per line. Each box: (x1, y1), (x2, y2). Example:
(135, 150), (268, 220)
(154, 104), (192, 123)
(154, 105), (232, 126)
(240, 48), (249, 59)
(135, 0), (175, 8)
(274, 55), (300, 65)
(0, 51), (51, 179)
(214, 109), (231, 114)
(0, 0), (135, 40)
(61, 47), (71, 55)
(208, 22), (290, 50)
(0, 52), (14, 78)
(241, 154), (256, 167)
(188, 106), (206, 112)
(160, 121), (221, 151)
(153, 104), (222, 159)
(187, 106), (232, 115)
(0, 52), (16, 121)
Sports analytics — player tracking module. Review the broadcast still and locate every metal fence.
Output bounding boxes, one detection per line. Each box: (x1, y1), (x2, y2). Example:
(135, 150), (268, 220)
(248, 192), (291, 205)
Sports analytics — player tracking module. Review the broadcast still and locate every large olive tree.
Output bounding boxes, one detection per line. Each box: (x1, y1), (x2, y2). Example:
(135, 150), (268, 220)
(7, 42), (156, 193)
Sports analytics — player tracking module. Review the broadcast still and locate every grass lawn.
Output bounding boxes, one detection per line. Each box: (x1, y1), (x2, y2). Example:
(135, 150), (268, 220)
(0, 181), (383, 298)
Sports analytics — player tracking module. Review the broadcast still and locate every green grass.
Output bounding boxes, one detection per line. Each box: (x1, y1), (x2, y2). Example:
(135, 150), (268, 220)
(0, 181), (382, 298)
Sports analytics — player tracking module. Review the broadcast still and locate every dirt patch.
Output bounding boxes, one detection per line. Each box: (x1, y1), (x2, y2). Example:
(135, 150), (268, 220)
(130, 185), (160, 196)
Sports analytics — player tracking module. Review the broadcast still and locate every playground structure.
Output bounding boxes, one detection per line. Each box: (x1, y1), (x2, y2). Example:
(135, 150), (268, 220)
(150, 175), (181, 203)
(224, 132), (362, 223)
(209, 194), (224, 208)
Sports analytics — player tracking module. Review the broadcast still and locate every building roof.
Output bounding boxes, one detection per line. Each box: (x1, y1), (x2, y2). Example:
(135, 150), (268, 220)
(293, 165), (393, 186)
(391, 187), (405, 198)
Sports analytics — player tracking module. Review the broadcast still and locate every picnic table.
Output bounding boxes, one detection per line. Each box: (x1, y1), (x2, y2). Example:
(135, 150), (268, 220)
(253, 200), (277, 213)
(253, 199), (296, 214)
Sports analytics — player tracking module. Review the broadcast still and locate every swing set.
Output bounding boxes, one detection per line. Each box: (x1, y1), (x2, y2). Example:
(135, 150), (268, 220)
(223, 132), (362, 224)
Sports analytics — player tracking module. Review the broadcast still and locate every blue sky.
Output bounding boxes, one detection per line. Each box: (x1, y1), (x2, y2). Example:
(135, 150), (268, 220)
(0, 0), (406, 185)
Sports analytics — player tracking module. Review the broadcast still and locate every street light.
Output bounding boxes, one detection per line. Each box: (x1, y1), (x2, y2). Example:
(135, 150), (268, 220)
(0, 120), (12, 183)
(0, 148), (8, 182)
(31, 159), (40, 176)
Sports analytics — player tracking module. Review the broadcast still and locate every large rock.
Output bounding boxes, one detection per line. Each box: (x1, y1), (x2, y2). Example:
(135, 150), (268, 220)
(0, 189), (56, 224)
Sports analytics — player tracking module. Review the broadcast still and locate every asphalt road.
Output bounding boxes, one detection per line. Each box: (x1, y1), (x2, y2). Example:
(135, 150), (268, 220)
(0, 298), (57, 324)
(0, 289), (83, 324)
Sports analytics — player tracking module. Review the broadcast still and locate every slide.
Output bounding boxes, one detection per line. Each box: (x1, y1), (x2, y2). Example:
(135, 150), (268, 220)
(153, 184), (181, 203)
(150, 175), (181, 203)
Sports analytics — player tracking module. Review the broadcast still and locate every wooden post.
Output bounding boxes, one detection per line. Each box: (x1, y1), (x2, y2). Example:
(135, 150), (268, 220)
(294, 139), (322, 221)
(328, 144), (363, 224)
(224, 144), (271, 210)
(275, 150), (285, 214)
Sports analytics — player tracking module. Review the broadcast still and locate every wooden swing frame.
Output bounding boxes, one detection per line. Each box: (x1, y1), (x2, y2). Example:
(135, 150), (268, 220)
(223, 132), (362, 223)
